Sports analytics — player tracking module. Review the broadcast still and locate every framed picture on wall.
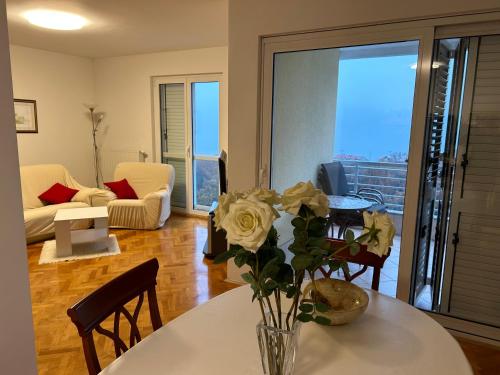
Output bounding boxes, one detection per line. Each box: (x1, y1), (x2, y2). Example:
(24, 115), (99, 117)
(14, 99), (38, 133)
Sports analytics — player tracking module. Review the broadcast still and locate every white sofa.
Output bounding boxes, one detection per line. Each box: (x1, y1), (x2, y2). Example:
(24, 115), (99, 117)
(107, 162), (175, 230)
(21, 164), (113, 243)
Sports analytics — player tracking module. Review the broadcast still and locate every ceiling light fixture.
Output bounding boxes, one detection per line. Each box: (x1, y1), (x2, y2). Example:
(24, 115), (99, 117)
(22, 9), (88, 30)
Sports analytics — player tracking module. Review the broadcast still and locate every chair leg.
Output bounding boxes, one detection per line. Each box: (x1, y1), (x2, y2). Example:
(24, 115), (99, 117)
(371, 267), (381, 291)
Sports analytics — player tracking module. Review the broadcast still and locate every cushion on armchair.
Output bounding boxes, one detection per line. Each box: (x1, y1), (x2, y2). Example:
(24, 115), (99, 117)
(104, 179), (138, 199)
(107, 163), (175, 230)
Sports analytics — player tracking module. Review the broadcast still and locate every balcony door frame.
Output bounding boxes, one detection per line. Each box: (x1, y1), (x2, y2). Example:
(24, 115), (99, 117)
(152, 73), (222, 215)
(258, 11), (500, 344)
(259, 24), (435, 303)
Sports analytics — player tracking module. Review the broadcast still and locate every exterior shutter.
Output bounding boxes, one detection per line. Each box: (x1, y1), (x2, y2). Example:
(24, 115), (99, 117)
(448, 35), (500, 327)
(159, 83), (186, 208)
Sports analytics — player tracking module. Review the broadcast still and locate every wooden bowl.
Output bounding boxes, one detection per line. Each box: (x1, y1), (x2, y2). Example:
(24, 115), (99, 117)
(304, 278), (369, 325)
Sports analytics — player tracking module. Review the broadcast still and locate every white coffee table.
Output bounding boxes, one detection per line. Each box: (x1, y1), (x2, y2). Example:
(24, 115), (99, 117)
(54, 206), (109, 257)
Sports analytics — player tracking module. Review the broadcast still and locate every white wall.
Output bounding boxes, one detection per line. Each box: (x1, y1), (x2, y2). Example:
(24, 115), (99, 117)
(93, 46), (228, 181)
(10, 45), (96, 185)
(226, 0), (500, 281)
(272, 49), (339, 246)
(0, 1), (37, 373)
(271, 49), (339, 191)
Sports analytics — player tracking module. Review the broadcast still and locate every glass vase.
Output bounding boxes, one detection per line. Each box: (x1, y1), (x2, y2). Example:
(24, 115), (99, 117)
(256, 314), (301, 375)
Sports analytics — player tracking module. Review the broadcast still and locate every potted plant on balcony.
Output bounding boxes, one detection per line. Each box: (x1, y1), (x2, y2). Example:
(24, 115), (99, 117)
(214, 181), (395, 375)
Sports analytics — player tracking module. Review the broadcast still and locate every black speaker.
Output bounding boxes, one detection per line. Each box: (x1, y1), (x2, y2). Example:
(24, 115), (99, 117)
(203, 150), (228, 258)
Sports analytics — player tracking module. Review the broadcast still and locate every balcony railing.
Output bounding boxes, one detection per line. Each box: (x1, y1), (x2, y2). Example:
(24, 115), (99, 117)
(336, 160), (408, 214)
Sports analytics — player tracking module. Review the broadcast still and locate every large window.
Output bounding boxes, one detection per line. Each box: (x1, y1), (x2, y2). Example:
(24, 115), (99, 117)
(153, 75), (221, 213)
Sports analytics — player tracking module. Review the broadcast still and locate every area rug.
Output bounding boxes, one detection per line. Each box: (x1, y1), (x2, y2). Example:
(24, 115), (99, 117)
(39, 234), (121, 264)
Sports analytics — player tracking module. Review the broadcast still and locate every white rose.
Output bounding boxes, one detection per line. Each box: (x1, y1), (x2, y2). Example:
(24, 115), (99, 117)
(362, 211), (396, 257)
(214, 192), (244, 230)
(281, 181), (329, 217)
(246, 187), (281, 206)
(220, 198), (277, 252)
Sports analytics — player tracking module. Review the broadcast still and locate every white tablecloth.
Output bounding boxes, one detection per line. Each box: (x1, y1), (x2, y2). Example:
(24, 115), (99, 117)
(100, 285), (472, 374)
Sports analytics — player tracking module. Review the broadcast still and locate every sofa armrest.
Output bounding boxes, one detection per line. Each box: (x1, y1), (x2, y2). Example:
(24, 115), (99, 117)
(143, 189), (171, 228)
(73, 188), (116, 207)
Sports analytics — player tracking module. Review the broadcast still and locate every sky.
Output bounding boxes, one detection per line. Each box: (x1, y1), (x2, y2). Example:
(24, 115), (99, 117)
(334, 54), (418, 161)
(192, 81), (219, 156)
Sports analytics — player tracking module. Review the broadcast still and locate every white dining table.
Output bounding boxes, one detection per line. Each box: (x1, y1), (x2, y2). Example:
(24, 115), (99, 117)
(100, 285), (472, 375)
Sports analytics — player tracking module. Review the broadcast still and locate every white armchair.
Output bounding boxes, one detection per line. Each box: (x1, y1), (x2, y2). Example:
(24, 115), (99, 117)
(107, 162), (175, 230)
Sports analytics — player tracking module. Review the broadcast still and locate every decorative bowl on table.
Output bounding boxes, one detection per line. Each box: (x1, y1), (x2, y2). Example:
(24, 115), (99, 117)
(304, 278), (369, 325)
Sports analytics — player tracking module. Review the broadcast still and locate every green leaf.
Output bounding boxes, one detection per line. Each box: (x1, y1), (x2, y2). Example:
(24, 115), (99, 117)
(260, 256), (280, 280)
(262, 287), (273, 297)
(321, 240), (332, 251)
(291, 254), (313, 271)
(315, 302), (330, 313)
(349, 242), (361, 256)
(296, 312), (314, 322)
(345, 229), (355, 242)
(293, 228), (307, 240)
(328, 260), (343, 272)
(273, 247), (286, 263)
(276, 263), (293, 285)
(288, 241), (307, 254)
(314, 316), (331, 325)
(299, 303), (314, 313)
(307, 237), (324, 248)
(241, 272), (255, 285)
(234, 252), (248, 267)
(310, 247), (327, 257)
(213, 248), (237, 264)
(308, 219), (325, 234)
(291, 217), (306, 230)
(286, 286), (297, 298)
(264, 279), (278, 290)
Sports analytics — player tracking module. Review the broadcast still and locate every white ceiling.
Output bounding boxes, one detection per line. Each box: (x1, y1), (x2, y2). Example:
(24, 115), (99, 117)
(6, 0), (228, 58)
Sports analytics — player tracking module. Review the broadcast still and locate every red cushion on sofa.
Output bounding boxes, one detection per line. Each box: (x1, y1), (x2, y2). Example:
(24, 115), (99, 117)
(38, 183), (79, 205)
(104, 178), (138, 199)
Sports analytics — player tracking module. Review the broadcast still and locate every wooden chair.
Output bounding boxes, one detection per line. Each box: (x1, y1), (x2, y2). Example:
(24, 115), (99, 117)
(67, 258), (163, 375)
(319, 238), (391, 291)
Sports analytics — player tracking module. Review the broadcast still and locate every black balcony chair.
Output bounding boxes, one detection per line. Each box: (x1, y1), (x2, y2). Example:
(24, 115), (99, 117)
(318, 161), (387, 237)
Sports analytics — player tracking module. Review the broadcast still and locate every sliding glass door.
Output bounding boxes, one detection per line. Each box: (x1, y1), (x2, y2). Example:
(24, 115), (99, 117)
(153, 75), (221, 214)
(268, 41), (420, 298)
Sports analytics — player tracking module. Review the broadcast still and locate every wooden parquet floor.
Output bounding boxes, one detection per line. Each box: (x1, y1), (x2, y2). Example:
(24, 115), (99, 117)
(26, 214), (500, 374)
(27, 214), (239, 375)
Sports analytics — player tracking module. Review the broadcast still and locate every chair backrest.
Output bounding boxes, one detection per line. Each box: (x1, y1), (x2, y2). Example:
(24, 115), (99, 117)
(218, 150), (227, 195)
(318, 162), (350, 196)
(67, 258), (163, 375)
(319, 238), (391, 291)
(114, 162), (175, 199)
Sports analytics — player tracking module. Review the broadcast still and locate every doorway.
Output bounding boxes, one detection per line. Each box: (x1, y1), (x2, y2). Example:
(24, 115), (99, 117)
(264, 38), (423, 298)
(152, 75), (221, 214)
